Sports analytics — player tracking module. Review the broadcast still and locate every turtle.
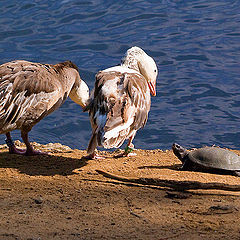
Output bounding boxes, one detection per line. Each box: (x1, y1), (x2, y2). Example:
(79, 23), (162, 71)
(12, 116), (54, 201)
(172, 143), (240, 176)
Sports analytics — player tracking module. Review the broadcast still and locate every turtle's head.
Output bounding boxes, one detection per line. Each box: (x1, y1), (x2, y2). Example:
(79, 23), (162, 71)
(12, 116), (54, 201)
(172, 143), (188, 163)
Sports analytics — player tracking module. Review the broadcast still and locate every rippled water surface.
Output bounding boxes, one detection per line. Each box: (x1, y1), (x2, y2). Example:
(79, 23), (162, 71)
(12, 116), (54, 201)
(0, 0), (240, 150)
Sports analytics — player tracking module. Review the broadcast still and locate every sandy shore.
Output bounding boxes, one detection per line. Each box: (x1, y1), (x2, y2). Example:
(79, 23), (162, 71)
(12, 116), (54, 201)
(0, 141), (240, 240)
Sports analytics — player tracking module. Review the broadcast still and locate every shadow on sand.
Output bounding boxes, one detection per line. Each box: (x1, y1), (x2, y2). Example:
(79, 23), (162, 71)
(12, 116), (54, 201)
(138, 164), (182, 171)
(0, 152), (89, 176)
(96, 169), (240, 192)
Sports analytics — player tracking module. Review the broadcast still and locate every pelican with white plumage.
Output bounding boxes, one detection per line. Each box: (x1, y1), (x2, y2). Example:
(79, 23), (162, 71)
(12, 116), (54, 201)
(0, 60), (89, 155)
(86, 46), (158, 159)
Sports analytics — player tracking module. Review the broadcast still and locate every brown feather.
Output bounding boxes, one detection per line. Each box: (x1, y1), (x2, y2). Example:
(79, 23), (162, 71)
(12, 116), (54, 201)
(0, 60), (80, 134)
(87, 70), (151, 152)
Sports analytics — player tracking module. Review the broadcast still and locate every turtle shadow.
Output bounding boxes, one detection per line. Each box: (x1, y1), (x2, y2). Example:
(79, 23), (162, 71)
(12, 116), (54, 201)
(0, 152), (89, 176)
(180, 162), (240, 177)
(138, 164), (182, 171)
(138, 164), (239, 177)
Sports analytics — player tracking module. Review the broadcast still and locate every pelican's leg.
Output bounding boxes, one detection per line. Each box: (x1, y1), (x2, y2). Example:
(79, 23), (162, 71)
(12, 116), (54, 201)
(124, 136), (137, 157)
(85, 150), (105, 160)
(115, 136), (137, 158)
(85, 132), (105, 159)
(21, 131), (48, 156)
(5, 132), (26, 154)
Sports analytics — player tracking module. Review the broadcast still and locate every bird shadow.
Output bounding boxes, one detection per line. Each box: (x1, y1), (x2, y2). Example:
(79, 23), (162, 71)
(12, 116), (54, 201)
(0, 152), (89, 176)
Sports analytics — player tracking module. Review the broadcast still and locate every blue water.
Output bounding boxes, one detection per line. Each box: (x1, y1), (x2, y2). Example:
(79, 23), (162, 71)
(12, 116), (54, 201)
(0, 0), (240, 150)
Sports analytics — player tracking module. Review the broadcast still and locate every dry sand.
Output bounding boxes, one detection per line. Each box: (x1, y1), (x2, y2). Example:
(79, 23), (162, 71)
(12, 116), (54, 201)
(0, 141), (240, 240)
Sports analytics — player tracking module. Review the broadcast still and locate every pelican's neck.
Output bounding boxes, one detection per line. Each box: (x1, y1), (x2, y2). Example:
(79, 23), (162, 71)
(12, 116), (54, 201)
(121, 57), (139, 72)
(69, 74), (89, 108)
(121, 47), (146, 72)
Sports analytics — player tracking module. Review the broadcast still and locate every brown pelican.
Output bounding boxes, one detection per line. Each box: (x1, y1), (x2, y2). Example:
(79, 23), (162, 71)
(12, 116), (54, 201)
(86, 46), (158, 159)
(0, 60), (89, 155)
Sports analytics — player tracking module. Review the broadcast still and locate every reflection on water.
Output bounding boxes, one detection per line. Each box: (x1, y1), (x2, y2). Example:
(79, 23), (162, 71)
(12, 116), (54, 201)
(0, 0), (240, 150)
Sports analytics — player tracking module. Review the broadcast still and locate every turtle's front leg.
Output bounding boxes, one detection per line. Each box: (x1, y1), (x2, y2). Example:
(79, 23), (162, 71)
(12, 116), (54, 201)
(179, 159), (193, 171)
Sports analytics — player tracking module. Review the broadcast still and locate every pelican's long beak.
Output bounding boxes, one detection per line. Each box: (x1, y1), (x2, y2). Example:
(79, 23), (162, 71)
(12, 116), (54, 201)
(148, 81), (156, 96)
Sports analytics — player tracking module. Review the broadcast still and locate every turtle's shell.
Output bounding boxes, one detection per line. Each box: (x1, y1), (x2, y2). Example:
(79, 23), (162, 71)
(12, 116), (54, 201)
(188, 147), (240, 170)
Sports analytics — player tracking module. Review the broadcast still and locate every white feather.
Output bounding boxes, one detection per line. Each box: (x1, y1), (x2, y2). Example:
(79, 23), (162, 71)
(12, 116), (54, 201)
(103, 116), (134, 143)
(94, 110), (107, 130)
(103, 66), (139, 74)
(101, 77), (119, 97)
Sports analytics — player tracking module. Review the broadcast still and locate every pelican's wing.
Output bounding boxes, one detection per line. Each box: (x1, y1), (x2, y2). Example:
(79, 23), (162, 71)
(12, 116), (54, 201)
(0, 60), (65, 132)
(88, 68), (151, 151)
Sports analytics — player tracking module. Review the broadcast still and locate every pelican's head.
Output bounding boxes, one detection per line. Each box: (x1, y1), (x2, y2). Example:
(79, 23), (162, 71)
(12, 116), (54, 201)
(69, 79), (90, 108)
(121, 46), (158, 96)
